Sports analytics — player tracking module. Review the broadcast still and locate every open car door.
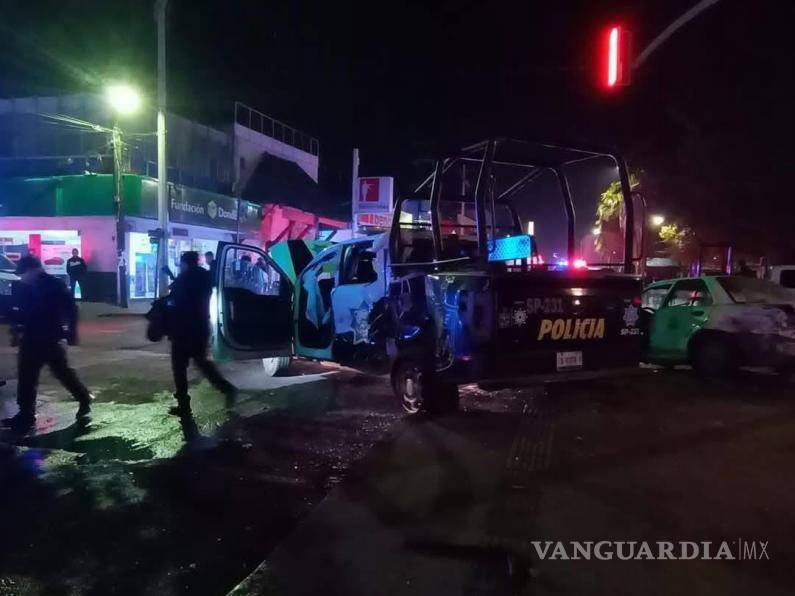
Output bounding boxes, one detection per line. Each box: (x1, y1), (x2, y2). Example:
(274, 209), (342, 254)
(211, 242), (294, 361)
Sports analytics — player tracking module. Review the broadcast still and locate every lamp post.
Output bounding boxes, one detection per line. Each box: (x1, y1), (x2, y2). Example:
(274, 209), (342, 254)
(106, 83), (142, 308)
(155, 0), (169, 296)
(648, 214), (666, 260)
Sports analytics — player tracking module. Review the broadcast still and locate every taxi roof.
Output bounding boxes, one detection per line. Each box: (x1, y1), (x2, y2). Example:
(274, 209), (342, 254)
(646, 275), (720, 288)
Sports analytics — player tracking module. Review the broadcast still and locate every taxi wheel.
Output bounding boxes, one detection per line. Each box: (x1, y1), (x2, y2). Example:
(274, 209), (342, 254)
(692, 337), (735, 378)
(262, 356), (292, 377)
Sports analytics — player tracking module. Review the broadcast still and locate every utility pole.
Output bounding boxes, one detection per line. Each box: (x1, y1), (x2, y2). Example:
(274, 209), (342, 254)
(155, 0), (169, 295)
(351, 148), (359, 237)
(112, 122), (128, 307)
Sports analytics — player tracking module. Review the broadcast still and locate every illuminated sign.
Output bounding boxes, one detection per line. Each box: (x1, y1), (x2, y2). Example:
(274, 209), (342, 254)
(355, 177), (394, 214)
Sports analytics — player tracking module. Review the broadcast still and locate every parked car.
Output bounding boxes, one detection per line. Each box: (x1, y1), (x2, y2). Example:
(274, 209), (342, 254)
(767, 265), (795, 289)
(0, 254), (19, 320)
(641, 275), (795, 375)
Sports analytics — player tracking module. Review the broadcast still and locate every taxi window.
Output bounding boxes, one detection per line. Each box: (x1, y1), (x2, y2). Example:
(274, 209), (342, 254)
(641, 284), (671, 311)
(665, 279), (712, 308)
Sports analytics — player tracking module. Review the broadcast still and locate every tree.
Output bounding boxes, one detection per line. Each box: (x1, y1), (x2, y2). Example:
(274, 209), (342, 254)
(658, 222), (697, 264)
(593, 172), (641, 260)
(595, 172), (640, 230)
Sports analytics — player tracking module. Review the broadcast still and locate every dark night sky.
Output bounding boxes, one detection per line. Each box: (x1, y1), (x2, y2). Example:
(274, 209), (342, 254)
(0, 0), (793, 255)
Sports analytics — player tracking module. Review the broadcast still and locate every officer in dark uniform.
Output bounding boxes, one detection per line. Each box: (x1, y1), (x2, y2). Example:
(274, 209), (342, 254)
(2, 256), (93, 432)
(66, 248), (88, 298)
(204, 251), (217, 279)
(167, 251), (237, 416)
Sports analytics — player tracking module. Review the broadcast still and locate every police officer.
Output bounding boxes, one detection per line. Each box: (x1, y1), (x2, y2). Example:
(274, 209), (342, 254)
(66, 248), (88, 298)
(2, 256), (93, 432)
(204, 251), (217, 278)
(167, 251), (237, 416)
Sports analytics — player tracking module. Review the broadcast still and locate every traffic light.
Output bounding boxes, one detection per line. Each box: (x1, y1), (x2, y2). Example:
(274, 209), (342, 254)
(603, 25), (632, 88)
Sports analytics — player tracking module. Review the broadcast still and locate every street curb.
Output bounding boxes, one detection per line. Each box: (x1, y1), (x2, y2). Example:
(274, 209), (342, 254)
(224, 420), (411, 596)
(227, 562), (281, 596)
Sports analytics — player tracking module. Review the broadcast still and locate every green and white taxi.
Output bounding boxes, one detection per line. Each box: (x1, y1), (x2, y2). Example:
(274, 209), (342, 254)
(641, 275), (795, 375)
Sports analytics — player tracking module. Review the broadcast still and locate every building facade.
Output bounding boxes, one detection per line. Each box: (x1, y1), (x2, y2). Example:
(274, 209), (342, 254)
(0, 94), (347, 302)
(0, 173), (346, 302)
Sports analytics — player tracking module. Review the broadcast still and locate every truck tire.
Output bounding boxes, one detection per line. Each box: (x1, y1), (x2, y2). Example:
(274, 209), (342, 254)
(391, 359), (460, 415)
(262, 356), (292, 377)
(691, 336), (736, 378)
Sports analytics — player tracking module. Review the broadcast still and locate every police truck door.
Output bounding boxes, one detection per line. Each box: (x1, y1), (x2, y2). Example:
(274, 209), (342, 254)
(211, 243), (294, 361)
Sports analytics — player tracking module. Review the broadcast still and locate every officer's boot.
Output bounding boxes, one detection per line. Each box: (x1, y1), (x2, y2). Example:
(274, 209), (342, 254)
(169, 394), (192, 417)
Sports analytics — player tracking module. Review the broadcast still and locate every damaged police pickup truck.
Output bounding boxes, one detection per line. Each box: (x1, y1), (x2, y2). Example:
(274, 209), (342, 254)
(209, 139), (646, 414)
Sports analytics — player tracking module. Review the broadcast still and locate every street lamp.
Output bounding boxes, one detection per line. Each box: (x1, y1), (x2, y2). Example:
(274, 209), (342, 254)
(650, 214), (665, 227)
(106, 83), (142, 308)
(106, 84), (142, 116)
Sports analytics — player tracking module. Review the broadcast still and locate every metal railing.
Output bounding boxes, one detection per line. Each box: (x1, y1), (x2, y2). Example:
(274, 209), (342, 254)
(234, 102), (319, 156)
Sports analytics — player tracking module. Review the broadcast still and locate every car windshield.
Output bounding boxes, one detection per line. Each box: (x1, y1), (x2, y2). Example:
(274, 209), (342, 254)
(717, 276), (795, 304)
(0, 254), (15, 271)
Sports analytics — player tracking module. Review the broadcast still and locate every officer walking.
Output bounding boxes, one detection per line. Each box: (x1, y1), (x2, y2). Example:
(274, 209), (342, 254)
(167, 251), (237, 417)
(1, 256), (93, 432)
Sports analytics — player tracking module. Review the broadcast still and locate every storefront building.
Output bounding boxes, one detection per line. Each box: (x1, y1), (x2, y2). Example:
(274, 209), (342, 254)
(0, 174), (264, 301)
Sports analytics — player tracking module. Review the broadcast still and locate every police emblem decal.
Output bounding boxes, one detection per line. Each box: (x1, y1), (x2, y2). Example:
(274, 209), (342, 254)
(623, 305), (639, 327)
(350, 301), (371, 344)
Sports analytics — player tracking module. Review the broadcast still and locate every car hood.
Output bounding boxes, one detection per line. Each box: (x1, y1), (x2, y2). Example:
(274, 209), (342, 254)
(707, 303), (795, 339)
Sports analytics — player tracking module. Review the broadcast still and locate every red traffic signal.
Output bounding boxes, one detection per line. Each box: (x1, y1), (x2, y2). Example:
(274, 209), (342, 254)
(603, 25), (632, 88)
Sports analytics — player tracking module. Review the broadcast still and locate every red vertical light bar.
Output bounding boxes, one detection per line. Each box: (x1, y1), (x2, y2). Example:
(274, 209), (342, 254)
(607, 26), (619, 87)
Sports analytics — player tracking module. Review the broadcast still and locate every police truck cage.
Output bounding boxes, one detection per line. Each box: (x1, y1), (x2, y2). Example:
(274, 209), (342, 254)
(391, 138), (638, 274)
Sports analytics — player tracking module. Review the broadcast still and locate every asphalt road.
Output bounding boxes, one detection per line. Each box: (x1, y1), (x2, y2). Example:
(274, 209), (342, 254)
(0, 309), (402, 595)
(2, 307), (795, 596)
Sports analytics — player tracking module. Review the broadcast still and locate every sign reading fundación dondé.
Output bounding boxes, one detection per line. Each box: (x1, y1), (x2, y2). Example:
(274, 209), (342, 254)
(168, 186), (239, 231)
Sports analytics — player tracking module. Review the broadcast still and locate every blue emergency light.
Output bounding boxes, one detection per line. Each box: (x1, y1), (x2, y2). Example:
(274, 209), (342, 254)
(488, 235), (532, 262)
